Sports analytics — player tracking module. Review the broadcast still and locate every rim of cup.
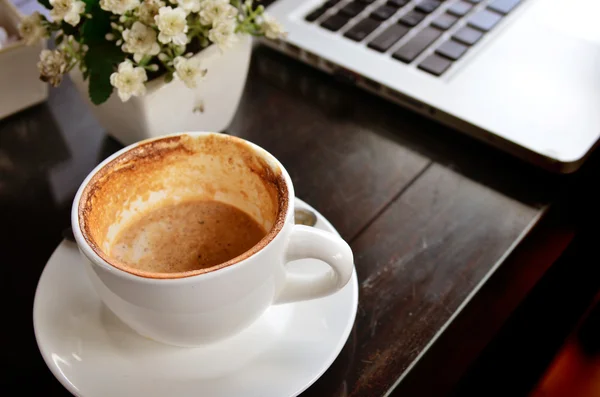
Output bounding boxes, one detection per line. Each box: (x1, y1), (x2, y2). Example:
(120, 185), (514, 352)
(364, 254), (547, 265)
(71, 132), (294, 283)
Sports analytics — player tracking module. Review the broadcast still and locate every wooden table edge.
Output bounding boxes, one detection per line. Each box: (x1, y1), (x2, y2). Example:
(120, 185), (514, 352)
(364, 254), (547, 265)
(382, 205), (550, 396)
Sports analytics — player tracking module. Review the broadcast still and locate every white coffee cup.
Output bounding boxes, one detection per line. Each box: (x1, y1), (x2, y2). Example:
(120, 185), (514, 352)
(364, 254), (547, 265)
(71, 132), (354, 347)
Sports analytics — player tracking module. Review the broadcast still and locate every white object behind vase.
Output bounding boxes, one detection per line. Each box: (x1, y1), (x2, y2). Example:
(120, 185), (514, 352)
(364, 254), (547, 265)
(0, 0), (48, 120)
(70, 35), (252, 145)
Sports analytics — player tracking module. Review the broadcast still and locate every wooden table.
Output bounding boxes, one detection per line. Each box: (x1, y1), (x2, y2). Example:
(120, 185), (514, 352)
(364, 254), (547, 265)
(1, 45), (576, 396)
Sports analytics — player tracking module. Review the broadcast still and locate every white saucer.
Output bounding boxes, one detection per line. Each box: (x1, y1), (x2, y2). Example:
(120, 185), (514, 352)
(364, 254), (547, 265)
(33, 198), (359, 397)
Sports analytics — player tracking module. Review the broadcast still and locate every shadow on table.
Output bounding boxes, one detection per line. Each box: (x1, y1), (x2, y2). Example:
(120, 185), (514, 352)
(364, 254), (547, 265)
(0, 103), (70, 202)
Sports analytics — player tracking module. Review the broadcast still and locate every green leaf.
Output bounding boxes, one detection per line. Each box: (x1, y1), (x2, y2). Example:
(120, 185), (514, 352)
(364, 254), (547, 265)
(81, 7), (111, 44)
(88, 69), (113, 105)
(60, 21), (78, 36)
(84, 42), (122, 105)
(38, 0), (51, 10)
(82, 0), (99, 13)
(78, 3), (122, 105)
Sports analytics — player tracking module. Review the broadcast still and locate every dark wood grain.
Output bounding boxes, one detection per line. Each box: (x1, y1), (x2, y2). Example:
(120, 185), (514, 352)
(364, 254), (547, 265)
(325, 164), (539, 397)
(396, 222), (575, 396)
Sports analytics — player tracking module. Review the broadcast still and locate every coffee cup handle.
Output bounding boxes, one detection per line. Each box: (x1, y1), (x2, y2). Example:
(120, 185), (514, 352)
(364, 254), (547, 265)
(275, 225), (354, 304)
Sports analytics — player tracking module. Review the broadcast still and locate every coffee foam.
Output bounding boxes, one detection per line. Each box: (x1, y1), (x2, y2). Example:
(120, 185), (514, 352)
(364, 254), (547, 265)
(111, 200), (267, 273)
(78, 134), (289, 279)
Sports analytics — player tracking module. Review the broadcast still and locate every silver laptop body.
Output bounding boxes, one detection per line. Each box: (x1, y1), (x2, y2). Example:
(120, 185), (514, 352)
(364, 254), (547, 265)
(264, 0), (600, 173)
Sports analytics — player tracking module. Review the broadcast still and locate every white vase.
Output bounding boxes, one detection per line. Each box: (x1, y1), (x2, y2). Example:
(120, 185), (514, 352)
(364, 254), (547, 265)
(70, 35), (252, 146)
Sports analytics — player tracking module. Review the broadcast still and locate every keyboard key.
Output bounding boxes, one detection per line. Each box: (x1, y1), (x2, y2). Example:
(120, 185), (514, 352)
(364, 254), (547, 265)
(321, 13), (350, 31)
(340, 1), (367, 17)
(452, 26), (484, 45)
(468, 9), (502, 31)
(431, 13), (458, 30)
(447, 1), (473, 17)
(387, 0), (409, 8)
(307, 0), (342, 22)
(392, 26), (443, 63)
(368, 23), (410, 52)
(398, 10), (427, 27)
(371, 5), (397, 21)
(488, 0), (521, 15)
(466, 0), (483, 3)
(419, 54), (452, 75)
(344, 17), (380, 41)
(306, 6), (328, 22)
(436, 40), (468, 60)
(416, 0), (442, 14)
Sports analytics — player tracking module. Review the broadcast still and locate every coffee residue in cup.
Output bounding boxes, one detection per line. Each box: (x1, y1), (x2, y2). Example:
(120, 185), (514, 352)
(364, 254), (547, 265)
(110, 200), (267, 274)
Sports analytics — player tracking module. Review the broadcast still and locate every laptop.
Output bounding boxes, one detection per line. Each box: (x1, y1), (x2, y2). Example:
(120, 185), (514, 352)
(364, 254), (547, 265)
(262, 0), (600, 173)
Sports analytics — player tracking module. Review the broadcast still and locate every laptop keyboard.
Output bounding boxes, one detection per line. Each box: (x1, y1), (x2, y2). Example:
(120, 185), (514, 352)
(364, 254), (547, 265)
(304, 0), (523, 76)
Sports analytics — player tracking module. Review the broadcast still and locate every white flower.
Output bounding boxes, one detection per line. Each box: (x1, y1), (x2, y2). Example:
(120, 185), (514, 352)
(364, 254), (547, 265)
(208, 17), (237, 50)
(37, 49), (68, 87)
(155, 7), (188, 45)
(122, 22), (160, 63)
(173, 56), (207, 88)
(260, 13), (286, 40)
(18, 12), (48, 45)
(110, 61), (148, 102)
(49, 0), (85, 26)
(173, 0), (201, 14)
(199, 0), (237, 26)
(100, 0), (140, 15)
(136, 0), (165, 25)
(59, 35), (84, 54)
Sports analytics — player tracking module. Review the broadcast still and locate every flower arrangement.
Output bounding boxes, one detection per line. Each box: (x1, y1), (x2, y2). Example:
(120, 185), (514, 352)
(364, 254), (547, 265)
(18, 0), (284, 104)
